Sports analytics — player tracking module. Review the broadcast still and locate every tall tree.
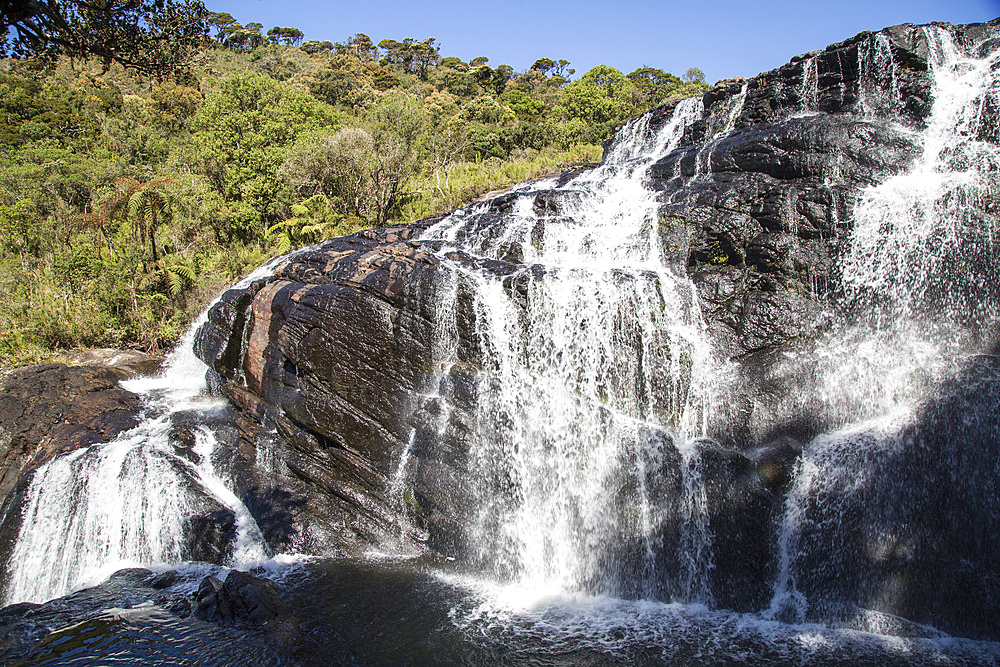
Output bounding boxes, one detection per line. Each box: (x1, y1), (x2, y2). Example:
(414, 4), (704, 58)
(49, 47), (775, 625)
(0, 0), (208, 75)
(267, 26), (304, 47)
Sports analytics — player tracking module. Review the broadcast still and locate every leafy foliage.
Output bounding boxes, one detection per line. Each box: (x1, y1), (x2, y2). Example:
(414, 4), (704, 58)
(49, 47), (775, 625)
(0, 10), (715, 366)
(1, 0), (208, 75)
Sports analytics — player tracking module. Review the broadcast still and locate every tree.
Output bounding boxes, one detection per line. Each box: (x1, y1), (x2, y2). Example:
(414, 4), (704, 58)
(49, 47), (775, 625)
(282, 94), (425, 225)
(267, 26), (304, 47)
(190, 72), (342, 238)
(70, 177), (178, 331)
(440, 56), (468, 71)
(0, 0), (208, 76)
(377, 37), (440, 78)
(335, 33), (376, 61)
(480, 64), (514, 96)
(206, 11), (236, 43)
(554, 59), (574, 78)
(627, 67), (682, 106)
(221, 21), (264, 52)
(684, 67), (706, 83)
(301, 40), (334, 54)
(426, 119), (471, 195)
(409, 37), (441, 79)
(562, 65), (636, 124)
(530, 58), (556, 75)
(82, 177), (175, 266)
(310, 67), (359, 106)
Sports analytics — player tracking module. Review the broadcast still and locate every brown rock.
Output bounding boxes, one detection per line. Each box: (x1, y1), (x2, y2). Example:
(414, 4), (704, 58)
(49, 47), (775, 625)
(61, 348), (164, 375)
(0, 363), (142, 503)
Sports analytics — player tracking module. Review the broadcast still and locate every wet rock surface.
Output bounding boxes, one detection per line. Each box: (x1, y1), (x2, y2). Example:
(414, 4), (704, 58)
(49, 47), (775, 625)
(0, 567), (293, 665)
(196, 217), (452, 557)
(0, 363), (142, 504)
(195, 570), (289, 625)
(0, 559), (992, 666)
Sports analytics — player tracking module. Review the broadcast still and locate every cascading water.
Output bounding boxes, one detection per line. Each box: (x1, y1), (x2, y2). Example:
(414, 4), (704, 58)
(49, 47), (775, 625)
(1, 261), (289, 605)
(415, 96), (733, 602)
(405, 22), (1000, 635)
(769, 25), (1000, 628)
(3, 19), (1000, 665)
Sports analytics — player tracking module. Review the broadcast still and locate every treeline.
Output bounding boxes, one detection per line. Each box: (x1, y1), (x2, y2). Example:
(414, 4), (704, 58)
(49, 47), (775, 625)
(0, 11), (710, 365)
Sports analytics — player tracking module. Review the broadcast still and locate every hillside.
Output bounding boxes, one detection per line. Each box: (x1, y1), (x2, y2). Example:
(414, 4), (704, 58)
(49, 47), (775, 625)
(0, 15), (710, 367)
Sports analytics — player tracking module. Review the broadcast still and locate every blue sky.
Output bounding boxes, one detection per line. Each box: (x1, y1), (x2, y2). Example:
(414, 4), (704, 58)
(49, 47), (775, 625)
(207, 0), (1000, 83)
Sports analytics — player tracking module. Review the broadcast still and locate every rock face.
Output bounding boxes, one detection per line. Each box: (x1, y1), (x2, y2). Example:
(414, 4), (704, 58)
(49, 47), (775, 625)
(195, 570), (290, 625)
(195, 19), (1000, 639)
(0, 567), (292, 664)
(196, 220), (450, 555)
(0, 364), (142, 504)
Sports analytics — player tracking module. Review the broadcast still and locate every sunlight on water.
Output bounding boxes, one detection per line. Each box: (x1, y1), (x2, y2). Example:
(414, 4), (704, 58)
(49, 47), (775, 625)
(3, 21), (1000, 665)
(1, 251), (310, 605)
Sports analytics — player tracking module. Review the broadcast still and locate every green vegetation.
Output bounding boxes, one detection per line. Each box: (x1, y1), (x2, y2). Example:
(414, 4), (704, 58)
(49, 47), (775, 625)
(0, 10), (711, 367)
(1, 0), (209, 75)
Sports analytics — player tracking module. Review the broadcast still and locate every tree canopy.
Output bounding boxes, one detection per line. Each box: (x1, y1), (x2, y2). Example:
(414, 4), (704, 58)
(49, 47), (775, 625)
(0, 0), (209, 75)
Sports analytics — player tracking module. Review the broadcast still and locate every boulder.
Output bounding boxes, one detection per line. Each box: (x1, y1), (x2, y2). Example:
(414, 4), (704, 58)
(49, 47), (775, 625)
(195, 570), (289, 626)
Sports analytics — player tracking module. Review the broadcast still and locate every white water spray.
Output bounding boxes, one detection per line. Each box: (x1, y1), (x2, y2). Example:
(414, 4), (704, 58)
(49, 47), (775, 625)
(1, 254), (300, 605)
(770, 24), (1000, 620)
(416, 95), (734, 602)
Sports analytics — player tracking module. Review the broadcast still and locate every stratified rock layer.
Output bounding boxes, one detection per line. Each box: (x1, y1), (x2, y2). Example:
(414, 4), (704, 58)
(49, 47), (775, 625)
(196, 220), (450, 555)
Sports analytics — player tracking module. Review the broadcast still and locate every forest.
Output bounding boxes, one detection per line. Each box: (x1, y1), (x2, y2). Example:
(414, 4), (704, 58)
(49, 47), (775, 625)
(0, 2), (710, 366)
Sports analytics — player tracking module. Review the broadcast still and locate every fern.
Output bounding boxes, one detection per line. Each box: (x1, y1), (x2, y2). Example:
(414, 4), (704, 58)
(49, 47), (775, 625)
(166, 269), (184, 296)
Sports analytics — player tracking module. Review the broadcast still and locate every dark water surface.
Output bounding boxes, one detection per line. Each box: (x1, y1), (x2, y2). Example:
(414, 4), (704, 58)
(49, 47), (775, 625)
(4, 557), (998, 666)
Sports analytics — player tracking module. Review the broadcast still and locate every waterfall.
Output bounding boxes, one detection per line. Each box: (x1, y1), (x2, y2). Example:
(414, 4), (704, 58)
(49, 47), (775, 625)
(769, 25), (1000, 625)
(1, 259), (292, 605)
(416, 96), (733, 601)
(404, 22), (1000, 624)
(3, 21), (998, 652)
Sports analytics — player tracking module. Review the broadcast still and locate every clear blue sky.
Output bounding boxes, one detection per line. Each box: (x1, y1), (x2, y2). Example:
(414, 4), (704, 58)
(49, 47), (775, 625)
(207, 0), (1000, 83)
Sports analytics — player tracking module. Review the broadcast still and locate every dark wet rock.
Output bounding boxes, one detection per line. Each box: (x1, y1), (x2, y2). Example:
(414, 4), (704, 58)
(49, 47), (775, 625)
(222, 570), (289, 625)
(149, 570), (179, 589)
(195, 570), (288, 626)
(695, 440), (777, 611)
(191, 18), (1000, 639)
(0, 567), (291, 664)
(753, 436), (803, 494)
(791, 357), (1000, 641)
(195, 575), (230, 622)
(0, 363), (141, 504)
(195, 217), (474, 558)
(184, 509), (237, 563)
